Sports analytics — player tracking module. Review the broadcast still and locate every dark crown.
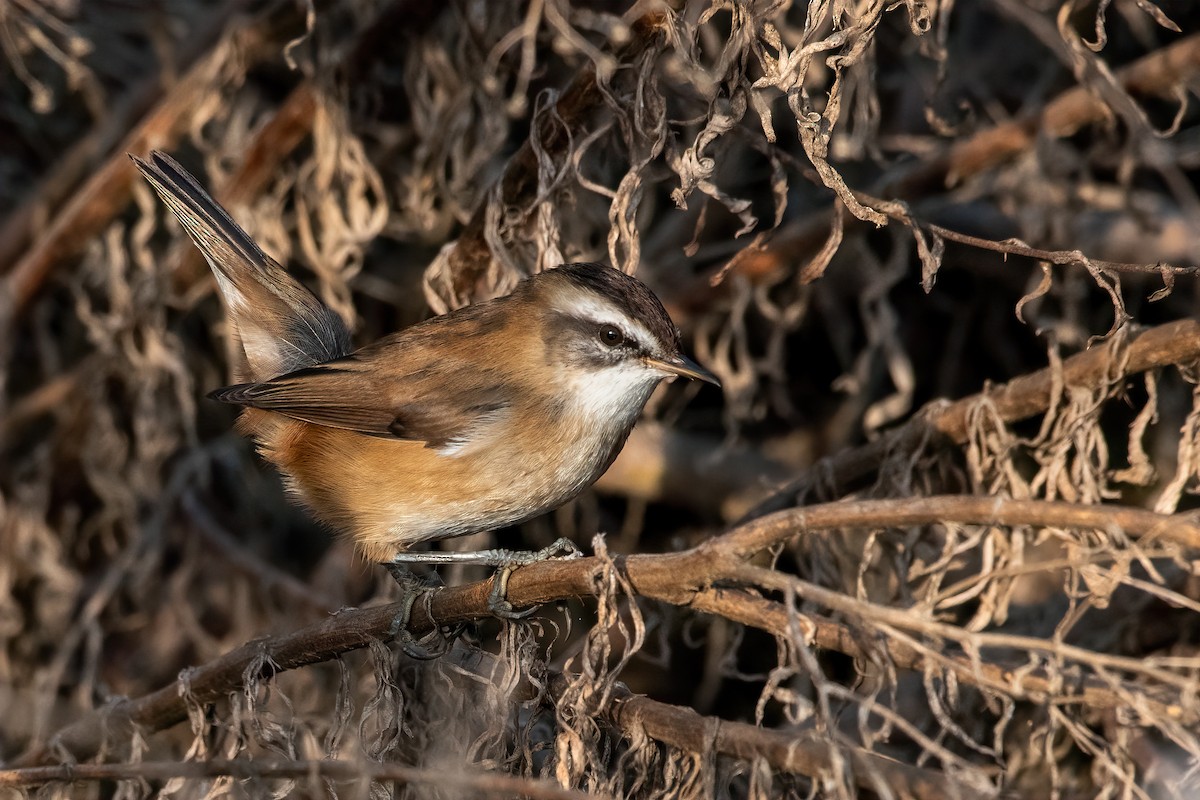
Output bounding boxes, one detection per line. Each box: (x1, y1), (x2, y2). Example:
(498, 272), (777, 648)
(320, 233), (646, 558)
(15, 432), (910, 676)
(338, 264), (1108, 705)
(542, 263), (680, 352)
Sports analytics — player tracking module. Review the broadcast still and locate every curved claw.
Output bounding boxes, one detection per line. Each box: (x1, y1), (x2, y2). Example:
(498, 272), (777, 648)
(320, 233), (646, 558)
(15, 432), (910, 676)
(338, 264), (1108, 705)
(545, 537), (584, 560)
(488, 563), (538, 619)
(385, 565), (461, 659)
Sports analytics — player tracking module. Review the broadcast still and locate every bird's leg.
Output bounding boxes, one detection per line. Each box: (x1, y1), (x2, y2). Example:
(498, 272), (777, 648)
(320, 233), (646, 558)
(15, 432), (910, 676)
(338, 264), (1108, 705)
(384, 564), (461, 660)
(388, 538), (582, 567)
(388, 538), (583, 618)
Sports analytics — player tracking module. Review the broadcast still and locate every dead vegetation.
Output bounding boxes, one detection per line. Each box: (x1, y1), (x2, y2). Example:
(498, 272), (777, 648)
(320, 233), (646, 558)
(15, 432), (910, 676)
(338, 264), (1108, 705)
(2, 0), (1200, 797)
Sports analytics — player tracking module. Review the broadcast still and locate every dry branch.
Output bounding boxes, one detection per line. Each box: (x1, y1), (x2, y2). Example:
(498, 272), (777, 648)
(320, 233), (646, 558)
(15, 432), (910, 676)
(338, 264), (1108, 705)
(0, 3), (312, 334)
(689, 586), (1192, 730)
(718, 496), (1200, 555)
(0, 0), (252, 273)
(746, 318), (1200, 518)
(709, 31), (1200, 294)
(0, 758), (596, 799)
(432, 6), (677, 305)
(603, 682), (991, 798)
(23, 496), (1198, 772)
(892, 215), (1200, 278)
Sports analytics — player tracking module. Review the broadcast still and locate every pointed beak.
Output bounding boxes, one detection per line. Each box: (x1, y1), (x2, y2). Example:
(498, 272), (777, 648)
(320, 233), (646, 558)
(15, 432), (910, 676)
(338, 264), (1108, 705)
(644, 354), (721, 386)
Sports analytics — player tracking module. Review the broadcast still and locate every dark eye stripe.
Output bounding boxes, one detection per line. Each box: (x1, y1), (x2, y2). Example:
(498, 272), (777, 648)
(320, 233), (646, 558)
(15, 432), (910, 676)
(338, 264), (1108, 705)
(541, 308), (649, 361)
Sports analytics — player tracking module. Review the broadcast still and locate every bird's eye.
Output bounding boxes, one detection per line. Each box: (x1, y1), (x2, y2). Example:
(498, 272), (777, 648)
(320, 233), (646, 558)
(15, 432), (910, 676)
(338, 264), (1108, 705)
(598, 325), (625, 347)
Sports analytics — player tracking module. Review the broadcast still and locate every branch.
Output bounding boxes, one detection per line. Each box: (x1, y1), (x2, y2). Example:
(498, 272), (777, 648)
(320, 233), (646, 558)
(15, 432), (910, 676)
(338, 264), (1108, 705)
(908, 219), (1199, 279)
(431, 5), (678, 305)
(744, 317), (1200, 518)
(718, 495), (1200, 558)
(694, 32), (1200, 302)
(0, 2), (310, 334)
(690, 586), (1192, 730)
(459, 645), (982, 797)
(0, 758), (595, 799)
(601, 681), (990, 798)
(21, 496), (1199, 768)
(732, 566), (1196, 708)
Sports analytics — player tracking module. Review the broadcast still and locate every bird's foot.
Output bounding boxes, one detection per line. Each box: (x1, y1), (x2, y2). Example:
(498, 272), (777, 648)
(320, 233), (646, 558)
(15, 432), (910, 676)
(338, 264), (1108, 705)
(487, 538), (583, 619)
(384, 564), (461, 660)
(386, 539), (583, 621)
(509, 537), (584, 565)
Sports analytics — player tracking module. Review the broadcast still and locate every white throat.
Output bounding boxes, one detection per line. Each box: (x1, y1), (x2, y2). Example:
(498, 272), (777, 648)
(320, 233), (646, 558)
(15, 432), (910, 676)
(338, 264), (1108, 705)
(565, 360), (660, 433)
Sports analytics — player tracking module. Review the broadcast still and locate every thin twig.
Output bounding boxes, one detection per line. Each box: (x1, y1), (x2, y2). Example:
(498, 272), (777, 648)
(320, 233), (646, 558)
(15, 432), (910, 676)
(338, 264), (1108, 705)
(735, 564), (1198, 694)
(744, 318), (1200, 518)
(862, 198), (1200, 278)
(689, 586), (1192, 729)
(0, 3), (310, 333)
(697, 32), (1200, 299)
(602, 681), (992, 798)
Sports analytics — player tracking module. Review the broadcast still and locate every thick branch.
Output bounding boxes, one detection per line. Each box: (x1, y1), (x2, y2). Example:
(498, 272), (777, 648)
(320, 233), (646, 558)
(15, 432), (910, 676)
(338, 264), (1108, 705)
(21, 496), (1198, 768)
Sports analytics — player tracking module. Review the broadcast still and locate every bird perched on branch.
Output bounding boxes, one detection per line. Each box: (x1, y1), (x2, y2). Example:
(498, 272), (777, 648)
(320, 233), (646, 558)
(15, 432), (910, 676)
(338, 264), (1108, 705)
(132, 150), (718, 634)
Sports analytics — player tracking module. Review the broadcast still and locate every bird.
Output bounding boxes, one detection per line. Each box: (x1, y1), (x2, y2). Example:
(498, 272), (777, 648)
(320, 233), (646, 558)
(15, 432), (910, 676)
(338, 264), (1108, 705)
(131, 150), (719, 625)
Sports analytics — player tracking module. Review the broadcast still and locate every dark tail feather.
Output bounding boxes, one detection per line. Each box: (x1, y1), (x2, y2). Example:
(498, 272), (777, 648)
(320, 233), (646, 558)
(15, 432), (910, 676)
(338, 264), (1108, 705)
(131, 151), (351, 380)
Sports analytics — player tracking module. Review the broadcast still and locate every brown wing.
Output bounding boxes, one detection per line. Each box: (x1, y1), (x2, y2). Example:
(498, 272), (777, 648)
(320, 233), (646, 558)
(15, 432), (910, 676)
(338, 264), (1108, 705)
(209, 347), (514, 450)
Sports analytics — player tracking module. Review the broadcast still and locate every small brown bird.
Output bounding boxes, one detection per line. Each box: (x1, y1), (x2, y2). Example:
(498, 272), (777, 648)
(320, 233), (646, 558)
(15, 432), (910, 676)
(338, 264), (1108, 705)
(133, 151), (717, 617)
